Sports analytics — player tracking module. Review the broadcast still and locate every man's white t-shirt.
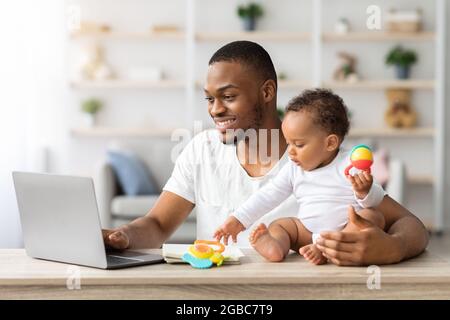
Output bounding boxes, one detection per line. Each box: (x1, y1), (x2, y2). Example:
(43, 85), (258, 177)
(163, 129), (298, 247)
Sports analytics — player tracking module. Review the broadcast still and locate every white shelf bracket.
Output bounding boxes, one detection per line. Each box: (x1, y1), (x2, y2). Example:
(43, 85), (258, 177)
(434, 0), (446, 232)
(312, 0), (322, 87)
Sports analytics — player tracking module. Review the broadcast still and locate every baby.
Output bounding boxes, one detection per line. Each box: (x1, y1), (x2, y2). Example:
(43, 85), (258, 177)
(214, 88), (386, 265)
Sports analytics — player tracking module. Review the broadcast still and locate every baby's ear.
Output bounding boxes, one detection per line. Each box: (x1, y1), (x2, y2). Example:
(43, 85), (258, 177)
(325, 134), (340, 151)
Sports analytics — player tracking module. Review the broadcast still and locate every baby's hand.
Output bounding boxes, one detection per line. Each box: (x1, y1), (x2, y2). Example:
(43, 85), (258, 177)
(214, 216), (246, 245)
(346, 170), (373, 199)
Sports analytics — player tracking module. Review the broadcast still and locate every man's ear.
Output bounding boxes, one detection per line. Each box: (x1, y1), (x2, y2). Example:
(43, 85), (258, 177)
(325, 134), (340, 151)
(261, 79), (276, 103)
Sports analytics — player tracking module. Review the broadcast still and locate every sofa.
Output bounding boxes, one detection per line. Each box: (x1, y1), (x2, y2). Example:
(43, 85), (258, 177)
(94, 140), (196, 244)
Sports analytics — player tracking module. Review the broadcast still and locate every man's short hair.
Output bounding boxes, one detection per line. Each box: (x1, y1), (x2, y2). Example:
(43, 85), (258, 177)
(209, 40), (278, 88)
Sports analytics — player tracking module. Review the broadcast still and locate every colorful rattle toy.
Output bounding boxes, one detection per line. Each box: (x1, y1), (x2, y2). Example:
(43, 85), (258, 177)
(182, 240), (225, 269)
(344, 144), (373, 176)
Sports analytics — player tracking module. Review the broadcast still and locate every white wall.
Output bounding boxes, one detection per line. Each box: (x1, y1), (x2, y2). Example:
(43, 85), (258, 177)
(444, 1), (450, 230)
(0, 0), (68, 248)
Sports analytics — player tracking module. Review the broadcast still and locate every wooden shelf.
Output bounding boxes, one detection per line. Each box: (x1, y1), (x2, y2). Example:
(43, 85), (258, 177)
(196, 79), (312, 90)
(278, 80), (312, 89)
(408, 175), (434, 185)
(196, 31), (310, 42)
(196, 79), (434, 90)
(70, 31), (185, 40)
(72, 127), (435, 139)
(70, 31), (434, 42)
(71, 31), (434, 42)
(322, 31), (435, 42)
(322, 80), (435, 90)
(70, 79), (185, 89)
(348, 127), (435, 138)
(71, 127), (176, 138)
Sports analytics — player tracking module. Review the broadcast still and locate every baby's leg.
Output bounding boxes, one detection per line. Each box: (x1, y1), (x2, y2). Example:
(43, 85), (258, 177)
(297, 226), (328, 265)
(343, 207), (386, 232)
(249, 218), (311, 262)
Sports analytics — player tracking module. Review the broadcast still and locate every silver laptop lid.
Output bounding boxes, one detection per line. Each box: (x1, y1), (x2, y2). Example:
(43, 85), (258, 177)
(12, 171), (107, 269)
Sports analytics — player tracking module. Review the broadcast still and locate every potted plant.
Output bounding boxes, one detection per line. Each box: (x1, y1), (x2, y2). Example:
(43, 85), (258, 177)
(385, 45), (418, 79)
(81, 98), (102, 127)
(277, 107), (285, 120)
(237, 3), (264, 31)
(334, 17), (351, 34)
(278, 72), (288, 81)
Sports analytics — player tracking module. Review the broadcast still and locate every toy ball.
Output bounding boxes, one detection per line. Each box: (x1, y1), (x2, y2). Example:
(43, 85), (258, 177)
(344, 144), (373, 176)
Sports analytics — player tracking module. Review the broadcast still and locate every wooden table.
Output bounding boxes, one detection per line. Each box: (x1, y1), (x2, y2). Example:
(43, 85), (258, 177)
(1, 249), (449, 299)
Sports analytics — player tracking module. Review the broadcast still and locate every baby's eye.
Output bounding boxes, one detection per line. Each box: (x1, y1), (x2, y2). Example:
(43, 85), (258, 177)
(295, 144), (304, 148)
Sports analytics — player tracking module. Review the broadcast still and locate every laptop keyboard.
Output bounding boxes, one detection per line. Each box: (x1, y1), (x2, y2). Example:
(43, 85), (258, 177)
(105, 251), (164, 268)
(106, 255), (141, 265)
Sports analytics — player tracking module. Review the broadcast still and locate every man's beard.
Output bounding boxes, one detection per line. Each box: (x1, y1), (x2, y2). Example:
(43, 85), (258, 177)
(221, 103), (263, 145)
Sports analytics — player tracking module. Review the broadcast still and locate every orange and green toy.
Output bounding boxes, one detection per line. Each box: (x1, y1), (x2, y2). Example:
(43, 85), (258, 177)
(344, 144), (373, 176)
(182, 240), (225, 269)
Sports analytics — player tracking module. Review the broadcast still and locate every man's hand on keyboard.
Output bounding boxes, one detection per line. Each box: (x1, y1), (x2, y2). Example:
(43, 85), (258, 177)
(102, 229), (130, 250)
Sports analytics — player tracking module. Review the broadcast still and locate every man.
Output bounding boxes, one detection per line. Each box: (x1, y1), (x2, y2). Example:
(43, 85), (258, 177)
(103, 41), (429, 266)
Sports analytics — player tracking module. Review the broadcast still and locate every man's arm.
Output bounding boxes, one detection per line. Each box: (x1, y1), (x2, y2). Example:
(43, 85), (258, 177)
(103, 191), (194, 249)
(316, 195), (429, 266)
(377, 195), (429, 261)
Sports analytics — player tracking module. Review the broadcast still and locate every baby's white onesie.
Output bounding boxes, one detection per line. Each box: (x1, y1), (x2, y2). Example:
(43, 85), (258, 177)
(233, 148), (386, 243)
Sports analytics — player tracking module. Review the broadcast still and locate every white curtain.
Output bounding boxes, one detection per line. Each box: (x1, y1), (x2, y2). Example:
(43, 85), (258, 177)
(0, 1), (68, 248)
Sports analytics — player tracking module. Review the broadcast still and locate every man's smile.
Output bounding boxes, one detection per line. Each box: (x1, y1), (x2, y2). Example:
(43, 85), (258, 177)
(214, 116), (237, 131)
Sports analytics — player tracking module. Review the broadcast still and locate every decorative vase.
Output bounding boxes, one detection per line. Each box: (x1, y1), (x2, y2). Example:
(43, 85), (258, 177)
(395, 65), (410, 79)
(242, 17), (256, 31)
(334, 18), (350, 34)
(83, 113), (96, 127)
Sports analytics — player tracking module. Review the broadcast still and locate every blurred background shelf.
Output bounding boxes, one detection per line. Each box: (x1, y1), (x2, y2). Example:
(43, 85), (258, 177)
(322, 31), (435, 42)
(196, 79), (313, 90)
(322, 80), (435, 90)
(71, 127), (176, 138)
(195, 31), (311, 42)
(408, 175), (434, 185)
(348, 127), (435, 138)
(70, 31), (185, 41)
(70, 80), (185, 89)
(278, 80), (314, 89)
(71, 127), (435, 140)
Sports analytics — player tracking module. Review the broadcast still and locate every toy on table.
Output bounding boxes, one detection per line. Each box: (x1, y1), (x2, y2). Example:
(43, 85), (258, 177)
(344, 144), (373, 176)
(181, 240), (225, 269)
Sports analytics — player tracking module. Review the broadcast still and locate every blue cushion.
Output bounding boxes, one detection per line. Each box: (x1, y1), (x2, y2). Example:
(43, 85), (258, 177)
(107, 150), (158, 196)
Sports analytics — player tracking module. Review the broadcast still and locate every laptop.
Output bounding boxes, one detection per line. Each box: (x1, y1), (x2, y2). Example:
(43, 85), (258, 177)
(12, 171), (165, 269)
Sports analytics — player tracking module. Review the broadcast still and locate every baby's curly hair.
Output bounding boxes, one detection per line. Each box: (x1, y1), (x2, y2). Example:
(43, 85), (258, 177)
(285, 88), (350, 139)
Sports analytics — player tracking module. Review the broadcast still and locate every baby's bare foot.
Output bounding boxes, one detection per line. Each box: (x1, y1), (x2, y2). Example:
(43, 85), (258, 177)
(249, 223), (285, 262)
(299, 244), (328, 265)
